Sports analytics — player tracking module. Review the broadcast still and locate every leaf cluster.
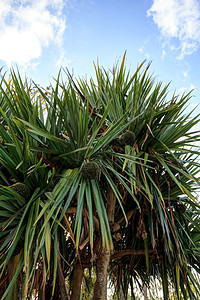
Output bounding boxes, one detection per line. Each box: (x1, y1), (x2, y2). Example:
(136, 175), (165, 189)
(0, 56), (199, 299)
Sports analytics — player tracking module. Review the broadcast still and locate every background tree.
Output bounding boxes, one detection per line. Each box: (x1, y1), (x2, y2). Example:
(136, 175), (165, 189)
(0, 54), (200, 299)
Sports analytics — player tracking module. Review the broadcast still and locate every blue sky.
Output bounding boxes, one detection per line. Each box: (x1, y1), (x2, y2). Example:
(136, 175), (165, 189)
(0, 0), (200, 113)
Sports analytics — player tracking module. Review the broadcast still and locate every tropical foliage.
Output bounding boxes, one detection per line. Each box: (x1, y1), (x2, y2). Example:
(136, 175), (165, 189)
(0, 55), (200, 299)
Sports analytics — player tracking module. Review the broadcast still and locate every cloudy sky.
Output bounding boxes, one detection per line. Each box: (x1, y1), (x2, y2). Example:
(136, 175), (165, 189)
(0, 0), (200, 113)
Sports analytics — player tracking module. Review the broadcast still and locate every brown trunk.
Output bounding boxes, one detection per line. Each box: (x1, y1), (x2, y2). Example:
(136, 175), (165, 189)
(143, 284), (148, 300)
(93, 249), (110, 300)
(70, 262), (84, 300)
(106, 187), (116, 224)
(6, 257), (15, 299)
(93, 187), (116, 300)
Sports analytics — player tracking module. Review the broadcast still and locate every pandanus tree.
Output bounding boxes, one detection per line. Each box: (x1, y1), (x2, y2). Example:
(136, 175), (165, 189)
(0, 54), (200, 300)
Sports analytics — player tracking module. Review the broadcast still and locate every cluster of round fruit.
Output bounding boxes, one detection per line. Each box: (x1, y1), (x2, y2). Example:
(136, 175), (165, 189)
(81, 131), (135, 180)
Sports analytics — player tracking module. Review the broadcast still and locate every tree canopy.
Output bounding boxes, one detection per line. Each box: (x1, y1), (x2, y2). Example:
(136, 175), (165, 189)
(0, 55), (200, 299)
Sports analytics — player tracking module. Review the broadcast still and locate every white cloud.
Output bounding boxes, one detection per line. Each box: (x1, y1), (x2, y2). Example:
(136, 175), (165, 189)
(189, 83), (195, 90)
(0, 0), (66, 67)
(183, 71), (189, 78)
(137, 44), (150, 59)
(138, 47), (144, 53)
(177, 86), (187, 95)
(147, 0), (200, 59)
(161, 49), (166, 59)
(177, 83), (196, 96)
(56, 50), (71, 68)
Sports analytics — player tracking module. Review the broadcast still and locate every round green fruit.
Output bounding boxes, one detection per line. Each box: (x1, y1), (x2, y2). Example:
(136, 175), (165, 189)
(81, 162), (99, 180)
(10, 183), (31, 201)
(119, 131), (135, 146)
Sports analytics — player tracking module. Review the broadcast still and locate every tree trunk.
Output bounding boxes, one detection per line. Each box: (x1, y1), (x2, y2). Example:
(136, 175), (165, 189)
(93, 187), (116, 300)
(143, 284), (148, 300)
(70, 262), (84, 300)
(7, 257), (15, 299)
(93, 249), (110, 300)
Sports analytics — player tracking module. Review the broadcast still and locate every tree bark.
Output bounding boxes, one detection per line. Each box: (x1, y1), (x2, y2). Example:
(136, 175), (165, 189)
(110, 249), (157, 260)
(93, 249), (110, 300)
(143, 284), (148, 300)
(93, 187), (116, 300)
(7, 257), (15, 299)
(106, 187), (116, 224)
(70, 262), (84, 300)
